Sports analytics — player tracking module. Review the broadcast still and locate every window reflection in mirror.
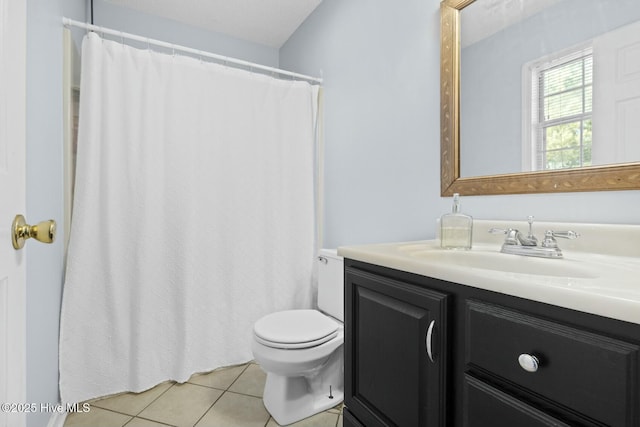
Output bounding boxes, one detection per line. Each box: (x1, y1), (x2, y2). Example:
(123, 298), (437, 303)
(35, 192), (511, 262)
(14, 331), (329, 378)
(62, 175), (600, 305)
(525, 47), (592, 172)
(459, 0), (640, 178)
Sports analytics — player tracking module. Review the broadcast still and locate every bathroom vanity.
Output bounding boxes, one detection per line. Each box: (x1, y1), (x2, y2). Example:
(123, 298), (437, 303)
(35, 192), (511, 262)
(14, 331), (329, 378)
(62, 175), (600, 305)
(339, 220), (640, 427)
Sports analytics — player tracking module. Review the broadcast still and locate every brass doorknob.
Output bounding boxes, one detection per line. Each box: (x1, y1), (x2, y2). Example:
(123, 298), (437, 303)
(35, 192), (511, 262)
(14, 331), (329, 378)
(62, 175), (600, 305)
(12, 215), (56, 250)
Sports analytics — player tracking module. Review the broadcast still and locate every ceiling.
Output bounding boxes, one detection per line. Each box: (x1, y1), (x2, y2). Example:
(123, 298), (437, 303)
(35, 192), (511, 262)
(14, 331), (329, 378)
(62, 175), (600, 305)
(461, 0), (565, 47)
(105, 0), (323, 48)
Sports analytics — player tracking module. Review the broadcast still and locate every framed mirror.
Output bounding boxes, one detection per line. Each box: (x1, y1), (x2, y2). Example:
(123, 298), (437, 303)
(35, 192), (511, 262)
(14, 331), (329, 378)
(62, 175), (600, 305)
(440, 0), (640, 196)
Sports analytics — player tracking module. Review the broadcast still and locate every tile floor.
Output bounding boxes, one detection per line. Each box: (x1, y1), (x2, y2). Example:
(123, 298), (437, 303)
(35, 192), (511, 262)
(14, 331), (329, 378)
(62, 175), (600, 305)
(63, 362), (343, 427)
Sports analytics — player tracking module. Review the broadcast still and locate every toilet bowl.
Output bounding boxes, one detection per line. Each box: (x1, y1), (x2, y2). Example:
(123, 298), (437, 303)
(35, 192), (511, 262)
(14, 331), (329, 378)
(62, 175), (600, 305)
(251, 250), (344, 426)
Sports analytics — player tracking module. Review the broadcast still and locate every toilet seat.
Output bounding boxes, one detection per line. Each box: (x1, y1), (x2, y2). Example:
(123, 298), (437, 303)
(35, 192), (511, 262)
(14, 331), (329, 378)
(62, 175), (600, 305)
(254, 309), (339, 349)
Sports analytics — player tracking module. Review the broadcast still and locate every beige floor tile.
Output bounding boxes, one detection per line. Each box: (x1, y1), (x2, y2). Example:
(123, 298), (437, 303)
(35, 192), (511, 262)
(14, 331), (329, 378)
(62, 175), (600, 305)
(265, 411), (339, 427)
(125, 417), (175, 427)
(195, 392), (270, 427)
(227, 363), (266, 397)
(64, 406), (132, 427)
(327, 402), (343, 414)
(188, 364), (247, 390)
(137, 383), (223, 427)
(91, 382), (174, 416)
(337, 415), (343, 427)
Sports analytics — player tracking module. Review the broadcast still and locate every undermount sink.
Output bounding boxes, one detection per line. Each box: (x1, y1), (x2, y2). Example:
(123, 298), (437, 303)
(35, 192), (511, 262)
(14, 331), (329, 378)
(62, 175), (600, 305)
(404, 246), (599, 279)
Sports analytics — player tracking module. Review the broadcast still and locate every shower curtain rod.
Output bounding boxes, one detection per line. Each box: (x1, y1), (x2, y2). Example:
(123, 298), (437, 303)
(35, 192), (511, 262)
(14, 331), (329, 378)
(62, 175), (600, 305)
(62, 17), (323, 84)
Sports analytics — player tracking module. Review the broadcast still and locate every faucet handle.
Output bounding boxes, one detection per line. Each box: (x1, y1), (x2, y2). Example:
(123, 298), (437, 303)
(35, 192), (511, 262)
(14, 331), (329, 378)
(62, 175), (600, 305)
(548, 230), (580, 239)
(489, 228), (519, 245)
(542, 230), (580, 248)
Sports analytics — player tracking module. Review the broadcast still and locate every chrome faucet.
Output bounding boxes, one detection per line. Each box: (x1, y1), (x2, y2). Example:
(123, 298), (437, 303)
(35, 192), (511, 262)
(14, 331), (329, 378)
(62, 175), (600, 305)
(489, 216), (579, 259)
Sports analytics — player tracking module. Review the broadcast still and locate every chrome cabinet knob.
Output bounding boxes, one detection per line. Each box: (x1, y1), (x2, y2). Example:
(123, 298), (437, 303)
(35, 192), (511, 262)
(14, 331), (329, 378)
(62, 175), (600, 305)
(518, 353), (540, 373)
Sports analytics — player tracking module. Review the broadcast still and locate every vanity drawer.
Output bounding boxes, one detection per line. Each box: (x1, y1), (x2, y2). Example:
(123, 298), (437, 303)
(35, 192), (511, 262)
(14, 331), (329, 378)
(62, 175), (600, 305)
(465, 300), (640, 427)
(464, 374), (571, 427)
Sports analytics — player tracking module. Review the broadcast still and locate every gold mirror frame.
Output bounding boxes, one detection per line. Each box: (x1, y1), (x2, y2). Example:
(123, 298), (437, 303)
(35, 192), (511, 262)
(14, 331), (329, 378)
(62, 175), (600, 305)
(440, 0), (640, 196)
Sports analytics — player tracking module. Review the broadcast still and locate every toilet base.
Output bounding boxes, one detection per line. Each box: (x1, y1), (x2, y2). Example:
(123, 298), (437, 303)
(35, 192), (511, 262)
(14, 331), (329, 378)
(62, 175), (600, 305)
(262, 346), (344, 426)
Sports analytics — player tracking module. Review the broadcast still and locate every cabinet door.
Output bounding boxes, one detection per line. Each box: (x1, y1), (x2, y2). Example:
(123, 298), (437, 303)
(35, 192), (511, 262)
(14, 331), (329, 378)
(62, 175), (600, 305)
(345, 267), (449, 427)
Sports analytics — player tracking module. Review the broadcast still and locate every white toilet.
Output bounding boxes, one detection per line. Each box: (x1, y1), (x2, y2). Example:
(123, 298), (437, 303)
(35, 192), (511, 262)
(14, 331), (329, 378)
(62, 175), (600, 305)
(251, 249), (344, 426)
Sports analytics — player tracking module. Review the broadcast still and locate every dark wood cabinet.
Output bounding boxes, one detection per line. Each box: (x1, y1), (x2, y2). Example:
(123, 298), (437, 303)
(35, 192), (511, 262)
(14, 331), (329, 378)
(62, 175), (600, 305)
(345, 267), (449, 427)
(343, 258), (640, 427)
(463, 374), (571, 427)
(466, 300), (640, 427)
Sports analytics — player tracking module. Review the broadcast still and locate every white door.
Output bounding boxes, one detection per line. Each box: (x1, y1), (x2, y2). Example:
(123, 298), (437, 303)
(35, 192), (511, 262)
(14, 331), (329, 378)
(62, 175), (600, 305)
(592, 19), (640, 165)
(0, 1), (27, 427)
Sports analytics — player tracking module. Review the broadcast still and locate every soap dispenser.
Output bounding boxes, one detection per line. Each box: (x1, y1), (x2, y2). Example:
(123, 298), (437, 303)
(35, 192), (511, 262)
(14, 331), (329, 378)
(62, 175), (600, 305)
(440, 193), (473, 250)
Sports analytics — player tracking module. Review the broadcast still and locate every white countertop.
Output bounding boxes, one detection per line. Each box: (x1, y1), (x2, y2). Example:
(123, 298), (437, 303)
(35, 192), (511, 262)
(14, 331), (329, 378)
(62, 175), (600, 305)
(338, 220), (640, 325)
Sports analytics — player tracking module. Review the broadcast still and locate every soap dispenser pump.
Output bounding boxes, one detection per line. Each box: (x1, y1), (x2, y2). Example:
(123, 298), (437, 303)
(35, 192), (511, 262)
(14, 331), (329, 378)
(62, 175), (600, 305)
(440, 193), (473, 250)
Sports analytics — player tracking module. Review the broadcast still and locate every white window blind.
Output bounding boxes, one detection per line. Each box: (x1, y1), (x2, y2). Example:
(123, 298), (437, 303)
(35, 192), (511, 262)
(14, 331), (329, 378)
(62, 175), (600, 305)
(531, 48), (593, 170)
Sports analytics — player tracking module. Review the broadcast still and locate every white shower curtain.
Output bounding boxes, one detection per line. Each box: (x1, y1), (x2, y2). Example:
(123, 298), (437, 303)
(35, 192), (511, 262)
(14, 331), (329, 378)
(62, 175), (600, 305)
(59, 33), (320, 404)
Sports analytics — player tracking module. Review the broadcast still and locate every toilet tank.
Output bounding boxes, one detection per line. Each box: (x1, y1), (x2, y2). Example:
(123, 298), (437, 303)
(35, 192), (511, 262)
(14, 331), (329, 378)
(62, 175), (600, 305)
(317, 249), (344, 322)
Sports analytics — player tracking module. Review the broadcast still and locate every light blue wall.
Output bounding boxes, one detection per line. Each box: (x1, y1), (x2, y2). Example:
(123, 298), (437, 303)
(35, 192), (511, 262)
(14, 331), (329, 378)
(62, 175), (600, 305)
(91, 0), (279, 67)
(280, 0), (440, 247)
(281, 0), (640, 249)
(26, 0), (84, 426)
(461, 0), (640, 177)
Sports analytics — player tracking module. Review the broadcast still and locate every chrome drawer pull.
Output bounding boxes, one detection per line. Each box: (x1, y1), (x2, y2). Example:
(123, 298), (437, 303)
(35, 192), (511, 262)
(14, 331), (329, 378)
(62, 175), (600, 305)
(426, 320), (436, 363)
(518, 353), (540, 372)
